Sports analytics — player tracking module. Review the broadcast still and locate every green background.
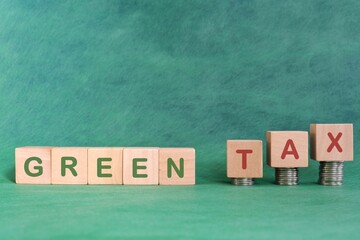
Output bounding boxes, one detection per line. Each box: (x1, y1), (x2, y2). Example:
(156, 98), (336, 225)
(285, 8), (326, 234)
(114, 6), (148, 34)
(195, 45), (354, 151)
(0, 0), (359, 239)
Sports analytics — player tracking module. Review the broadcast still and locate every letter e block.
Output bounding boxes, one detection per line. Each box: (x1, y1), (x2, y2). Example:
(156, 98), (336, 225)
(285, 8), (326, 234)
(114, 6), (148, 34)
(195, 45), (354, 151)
(88, 148), (123, 184)
(51, 147), (88, 184)
(15, 147), (52, 184)
(310, 124), (353, 161)
(227, 140), (263, 178)
(267, 131), (308, 168)
(123, 148), (159, 185)
(159, 148), (195, 185)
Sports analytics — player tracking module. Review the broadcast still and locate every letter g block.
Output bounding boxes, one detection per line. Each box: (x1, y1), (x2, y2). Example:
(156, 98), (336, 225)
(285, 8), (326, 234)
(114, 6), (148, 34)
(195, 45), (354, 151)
(15, 147), (52, 184)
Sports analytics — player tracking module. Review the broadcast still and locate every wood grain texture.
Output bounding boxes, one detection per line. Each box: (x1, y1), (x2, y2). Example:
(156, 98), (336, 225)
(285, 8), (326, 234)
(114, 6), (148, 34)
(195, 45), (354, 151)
(15, 147), (52, 184)
(51, 147), (88, 184)
(88, 147), (123, 184)
(266, 131), (308, 168)
(310, 124), (353, 161)
(123, 148), (159, 185)
(159, 148), (195, 185)
(227, 140), (263, 178)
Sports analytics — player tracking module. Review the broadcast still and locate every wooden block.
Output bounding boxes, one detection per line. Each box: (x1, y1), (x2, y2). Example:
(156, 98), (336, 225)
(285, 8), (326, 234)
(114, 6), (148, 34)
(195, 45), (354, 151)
(267, 131), (308, 168)
(310, 124), (353, 161)
(159, 148), (195, 185)
(227, 140), (263, 178)
(15, 147), (52, 184)
(51, 147), (88, 184)
(123, 148), (159, 185)
(88, 147), (123, 184)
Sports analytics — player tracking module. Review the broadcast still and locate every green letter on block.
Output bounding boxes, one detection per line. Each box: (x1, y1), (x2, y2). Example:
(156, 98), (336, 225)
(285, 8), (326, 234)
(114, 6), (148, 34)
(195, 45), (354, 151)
(167, 158), (184, 178)
(97, 158), (112, 177)
(24, 157), (43, 177)
(61, 157), (78, 177)
(133, 158), (147, 178)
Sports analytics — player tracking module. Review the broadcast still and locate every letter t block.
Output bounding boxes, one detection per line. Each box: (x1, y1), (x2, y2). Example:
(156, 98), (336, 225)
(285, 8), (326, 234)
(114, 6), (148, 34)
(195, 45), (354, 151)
(227, 140), (263, 179)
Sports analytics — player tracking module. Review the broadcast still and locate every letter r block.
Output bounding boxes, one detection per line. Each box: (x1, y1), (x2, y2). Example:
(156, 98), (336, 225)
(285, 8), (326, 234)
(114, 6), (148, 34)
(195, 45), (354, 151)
(227, 140), (263, 178)
(159, 148), (195, 185)
(15, 147), (52, 184)
(51, 147), (88, 184)
(310, 124), (353, 161)
(88, 148), (123, 184)
(266, 131), (308, 168)
(123, 148), (159, 185)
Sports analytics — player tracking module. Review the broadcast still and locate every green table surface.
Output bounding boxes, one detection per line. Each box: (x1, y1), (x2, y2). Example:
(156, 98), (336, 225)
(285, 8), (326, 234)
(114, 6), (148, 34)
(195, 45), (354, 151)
(1, 1), (359, 239)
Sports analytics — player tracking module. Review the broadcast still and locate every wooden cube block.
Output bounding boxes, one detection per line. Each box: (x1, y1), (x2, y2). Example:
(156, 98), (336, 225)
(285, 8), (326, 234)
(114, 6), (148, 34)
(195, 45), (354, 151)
(15, 147), (52, 184)
(123, 148), (159, 185)
(310, 124), (353, 161)
(267, 131), (308, 168)
(227, 140), (263, 178)
(88, 148), (123, 184)
(51, 147), (88, 184)
(159, 148), (195, 185)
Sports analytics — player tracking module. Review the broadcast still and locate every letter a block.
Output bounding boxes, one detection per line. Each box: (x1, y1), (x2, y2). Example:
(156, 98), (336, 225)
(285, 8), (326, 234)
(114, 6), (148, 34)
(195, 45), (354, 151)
(51, 147), (88, 184)
(310, 124), (353, 161)
(15, 147), (52, 184)
(159, 148), (195, 185)
(227, 140), (263, 178)
(123, 148), (159, 185)
(267, 131), (308, 168)
(88, 148), (123, 184)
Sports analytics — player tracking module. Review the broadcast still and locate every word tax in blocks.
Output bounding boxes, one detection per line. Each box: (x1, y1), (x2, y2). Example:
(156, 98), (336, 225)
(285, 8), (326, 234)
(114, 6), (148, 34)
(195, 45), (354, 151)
(15, 147), (195, 185)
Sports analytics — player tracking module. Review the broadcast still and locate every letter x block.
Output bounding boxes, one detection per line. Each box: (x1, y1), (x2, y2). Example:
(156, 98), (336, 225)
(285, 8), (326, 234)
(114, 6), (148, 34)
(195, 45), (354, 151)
(15, 147), (52, 184)
(227, 140), (263, 178)
(51, 147), (88, 184)
(267, 131), (308, 168)
(310, 124), (353, 161)
(123, 148), (159, 185)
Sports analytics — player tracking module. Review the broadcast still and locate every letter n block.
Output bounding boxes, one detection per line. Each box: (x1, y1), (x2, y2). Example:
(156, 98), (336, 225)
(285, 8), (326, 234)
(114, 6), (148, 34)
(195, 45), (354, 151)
(15, 147), (52, 184)
(88, 148), (123, 184)
(266, 131), (308, 168)
(227, 140), (263, 178)
(123, 148), (159, 185)
(51, 147), (88, 184)
(310, 124), (353, 161)
(159, 148), (195, 185)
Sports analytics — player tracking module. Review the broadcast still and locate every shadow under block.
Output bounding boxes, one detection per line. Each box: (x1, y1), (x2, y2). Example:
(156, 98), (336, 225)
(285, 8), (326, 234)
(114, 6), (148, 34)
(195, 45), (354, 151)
(267, 131), (308, 168)
(159, 148), (195, 185)
(88, 148), (123, 184)
(310, 124), (353, 162)
(123, 148), (159, 185)
(227, 140), (263, 178)
(51, 147), (88, 184)
(15, 147), (52, 184)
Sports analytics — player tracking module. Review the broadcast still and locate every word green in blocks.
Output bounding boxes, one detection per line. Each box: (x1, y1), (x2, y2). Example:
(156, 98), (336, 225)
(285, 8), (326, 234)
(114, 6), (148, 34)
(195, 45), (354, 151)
(15, 147), (196, 185)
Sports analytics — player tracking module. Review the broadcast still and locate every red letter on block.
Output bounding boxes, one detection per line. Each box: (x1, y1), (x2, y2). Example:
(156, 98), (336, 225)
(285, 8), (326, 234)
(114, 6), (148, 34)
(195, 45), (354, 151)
(327, 132), (343, 153)
(236, 149), (253, 169)
(281, 140), (299, 160)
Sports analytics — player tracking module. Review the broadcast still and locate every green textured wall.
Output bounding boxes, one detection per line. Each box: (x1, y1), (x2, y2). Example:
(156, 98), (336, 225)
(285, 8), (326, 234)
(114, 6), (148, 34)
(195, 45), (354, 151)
(0, 1), (359, 239)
